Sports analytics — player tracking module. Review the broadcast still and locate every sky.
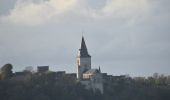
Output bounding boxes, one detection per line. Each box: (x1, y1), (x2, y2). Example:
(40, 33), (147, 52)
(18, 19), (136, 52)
(0, 0), (170, 77)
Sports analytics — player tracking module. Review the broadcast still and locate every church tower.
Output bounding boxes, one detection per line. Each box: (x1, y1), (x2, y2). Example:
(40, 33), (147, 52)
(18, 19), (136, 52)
(77, 37), (91, 79)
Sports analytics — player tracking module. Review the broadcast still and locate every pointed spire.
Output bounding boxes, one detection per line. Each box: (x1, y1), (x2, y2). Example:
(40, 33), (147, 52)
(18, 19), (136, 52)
(79, 36), (91, 57)
(99, 66), (101, 73)
(81, 36), (87, 50)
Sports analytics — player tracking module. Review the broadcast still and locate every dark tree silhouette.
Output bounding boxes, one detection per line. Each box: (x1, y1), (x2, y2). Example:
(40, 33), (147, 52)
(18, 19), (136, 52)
(0, 63), (13, 80)
(0, 64), (170, 100)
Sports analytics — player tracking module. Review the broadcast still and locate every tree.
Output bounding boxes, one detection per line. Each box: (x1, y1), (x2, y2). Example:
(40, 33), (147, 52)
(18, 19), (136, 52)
(0, 63), (13, 80)
(166, 75), (170, 85)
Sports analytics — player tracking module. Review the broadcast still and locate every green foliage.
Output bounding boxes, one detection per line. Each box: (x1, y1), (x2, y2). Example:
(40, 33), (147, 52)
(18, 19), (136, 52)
(103, 77), (170, 100)
(0, 65), (170, 100)
(0, 72), (103, 100)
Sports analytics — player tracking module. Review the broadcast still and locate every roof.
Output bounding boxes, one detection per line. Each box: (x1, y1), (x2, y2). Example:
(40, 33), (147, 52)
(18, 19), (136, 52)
(84, 69), (100, 74)
(37, 66), (49, 72)
(78, 37), (91, 57)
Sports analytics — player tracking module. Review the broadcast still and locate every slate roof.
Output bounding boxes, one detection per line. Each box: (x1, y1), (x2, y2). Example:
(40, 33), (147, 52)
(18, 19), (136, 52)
(79, 37), (91, 57)
(84, 69), (100, 74)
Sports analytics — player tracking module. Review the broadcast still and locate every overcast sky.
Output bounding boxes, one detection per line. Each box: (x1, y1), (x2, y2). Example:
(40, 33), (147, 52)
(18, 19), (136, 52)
(0, 0), (170, 77)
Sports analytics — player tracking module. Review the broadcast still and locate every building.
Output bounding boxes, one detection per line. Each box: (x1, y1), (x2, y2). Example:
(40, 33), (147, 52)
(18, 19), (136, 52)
(76, 37), (103, 93)
(37, 66), (49, 73)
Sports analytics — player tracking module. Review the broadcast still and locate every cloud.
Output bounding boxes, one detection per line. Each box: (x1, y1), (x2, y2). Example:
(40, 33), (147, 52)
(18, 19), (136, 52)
(0, 0), (152, 26)
(102, 0), (149, 16)
(0, 0), (154, 26)
(0, 0), (170, 76)
(0, 0), (78, 25)
(79, 0), (151, 22)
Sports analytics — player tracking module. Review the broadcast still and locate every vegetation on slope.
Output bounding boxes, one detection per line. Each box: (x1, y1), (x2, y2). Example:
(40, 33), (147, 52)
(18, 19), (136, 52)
(0, 64), (170, 100)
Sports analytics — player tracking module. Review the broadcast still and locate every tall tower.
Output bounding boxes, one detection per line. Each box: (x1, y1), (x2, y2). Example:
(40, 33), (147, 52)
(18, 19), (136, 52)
(77, 37), (91, 80)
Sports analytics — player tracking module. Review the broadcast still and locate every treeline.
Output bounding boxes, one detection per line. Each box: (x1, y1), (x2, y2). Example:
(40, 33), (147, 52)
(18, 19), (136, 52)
(0, 63), (170, 100)
(104, 75), (170, 100)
